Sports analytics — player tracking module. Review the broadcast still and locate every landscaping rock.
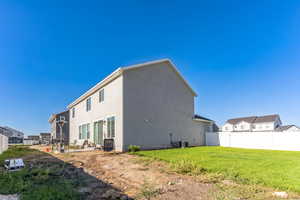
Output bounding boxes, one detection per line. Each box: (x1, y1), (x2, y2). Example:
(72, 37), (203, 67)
(0, 194), (19, 200)
(101, 189), (121, 199)
(272, 191), (288, 198)
(78, 187), (93, 194)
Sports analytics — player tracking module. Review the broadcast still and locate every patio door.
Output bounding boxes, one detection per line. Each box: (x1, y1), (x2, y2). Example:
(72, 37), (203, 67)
(94, 120), (104, 146)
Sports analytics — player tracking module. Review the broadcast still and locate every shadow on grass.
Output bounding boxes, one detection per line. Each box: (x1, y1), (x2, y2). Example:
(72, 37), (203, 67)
(0, 146), (133, 200)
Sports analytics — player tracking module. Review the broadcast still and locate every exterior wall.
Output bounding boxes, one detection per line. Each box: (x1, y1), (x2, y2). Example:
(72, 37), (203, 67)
(122, 62), (208, 150)
(50, 120), (56, 139)
(0, 134), (8, 154)
(222, 123), (233, 132)
(69, 75), (124, 151)
(233, 121), (251, 131)
(206, 131), (300, 151)
(252, 122), (275, 131)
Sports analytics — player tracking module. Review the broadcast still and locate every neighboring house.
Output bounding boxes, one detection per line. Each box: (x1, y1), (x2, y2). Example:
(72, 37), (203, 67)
(40, 133), (51, 144)
(0, 126), (24, 144)
(26, 135), (40, 145)
(49, 110), (70, 144)
(276, 125), (300, 132)
(222, 114), (282, 132)
(28, 135), (40, 142)
(68, 59), (214, 151)
(0, 133), (8, 154)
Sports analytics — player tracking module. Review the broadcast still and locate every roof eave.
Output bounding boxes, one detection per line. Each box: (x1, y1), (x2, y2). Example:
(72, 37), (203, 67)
(193, 118), (214, 123)
(67, 68), (123, 109)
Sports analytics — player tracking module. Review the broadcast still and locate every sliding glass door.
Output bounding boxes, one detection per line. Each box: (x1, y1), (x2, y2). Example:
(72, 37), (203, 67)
(94, 120), (104, 146)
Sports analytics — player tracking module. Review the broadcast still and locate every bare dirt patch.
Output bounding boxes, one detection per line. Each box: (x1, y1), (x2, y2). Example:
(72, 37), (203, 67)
(54, 151), (214, 200)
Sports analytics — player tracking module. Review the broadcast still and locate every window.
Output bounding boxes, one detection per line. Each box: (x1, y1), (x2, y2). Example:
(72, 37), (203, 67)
(72, 107), (75, 118)
(86, 97), (91, 111)
(107, 117), (115, 138)
(59, 116), (65, 121)
(79, 126), (82, 139)
(87, 123), (90, 139)
(79, 123), (90, 139)
(252, 125), (256, 129)
(240, 125), (244, 129)
(99, 89), (104, 102)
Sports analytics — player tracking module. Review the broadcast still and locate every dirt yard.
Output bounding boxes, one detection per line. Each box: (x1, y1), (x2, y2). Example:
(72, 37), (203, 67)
(54, 151), (213, 200)
(30, 146), (299, 200)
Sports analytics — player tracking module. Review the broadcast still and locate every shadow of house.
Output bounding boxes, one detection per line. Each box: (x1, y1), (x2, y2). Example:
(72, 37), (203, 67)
(1, 148), (133, 200)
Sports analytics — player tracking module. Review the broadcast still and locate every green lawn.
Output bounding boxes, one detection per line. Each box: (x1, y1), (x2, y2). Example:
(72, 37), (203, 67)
(135, 147), (300, 193)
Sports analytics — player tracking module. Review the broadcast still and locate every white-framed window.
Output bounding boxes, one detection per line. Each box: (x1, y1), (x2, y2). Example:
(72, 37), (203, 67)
(72, 107), (75, 118)
(59, 116), (65, 121)
(86, 97), (91, 111)
(79, 123), (90, 139)
(225, 127), (228, 130)
(240, 125), (244, 129)
(107, 116), (115, 138)
(79, 126), (82, 139)
(252, 125), (256, 129)
(99, 89), (104, 103)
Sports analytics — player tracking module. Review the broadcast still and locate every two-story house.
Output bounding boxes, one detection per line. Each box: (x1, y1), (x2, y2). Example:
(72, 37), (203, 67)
(222, 114), (282, 132)
(49, 110), (70, 145)
(67, 59), (214, 151)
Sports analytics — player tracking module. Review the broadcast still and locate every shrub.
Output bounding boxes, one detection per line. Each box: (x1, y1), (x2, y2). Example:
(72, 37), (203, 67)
(128, 145), (141, 152)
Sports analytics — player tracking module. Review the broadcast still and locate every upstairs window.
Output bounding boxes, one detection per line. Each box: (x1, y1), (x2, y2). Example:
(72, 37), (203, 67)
(99, 89), (104, 103)
(107, 116), (115, 138)
(86, 97), (91, 111)
(72, 107), (75, 118)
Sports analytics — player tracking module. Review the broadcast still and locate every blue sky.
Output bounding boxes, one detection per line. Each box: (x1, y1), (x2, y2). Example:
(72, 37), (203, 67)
(1, 1), (300, 135)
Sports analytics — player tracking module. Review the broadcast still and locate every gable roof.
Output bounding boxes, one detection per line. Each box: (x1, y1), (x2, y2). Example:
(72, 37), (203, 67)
(67, 59), (197, 108)
(276, 125), (300, 131)
(226, 116), (257, 125)
(226, 114), (280, 125)
(253, 114), (279, 123)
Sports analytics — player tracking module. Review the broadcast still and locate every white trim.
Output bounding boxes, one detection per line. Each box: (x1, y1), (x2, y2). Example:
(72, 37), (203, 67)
(67, 59), (197, 109)
(193, 118), (213, 123)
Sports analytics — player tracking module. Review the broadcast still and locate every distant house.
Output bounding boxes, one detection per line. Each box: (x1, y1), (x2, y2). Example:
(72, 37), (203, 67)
(40, 133), (51, 144)
(222, 114), (282, 132)
(67, 59), (214, 151)
(28, 135), (40, 141)
(0, 126), (24, 144)
(276, 125), (300, 132)
(48, 110), (70, 144)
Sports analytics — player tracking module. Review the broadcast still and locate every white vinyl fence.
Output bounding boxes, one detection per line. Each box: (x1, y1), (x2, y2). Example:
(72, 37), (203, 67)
(0, 134), (8, 154)
(206, 131), (300, 151)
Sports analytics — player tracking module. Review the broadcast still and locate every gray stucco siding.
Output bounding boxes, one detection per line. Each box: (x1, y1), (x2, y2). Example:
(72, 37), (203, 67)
(122, 63), (205, 150)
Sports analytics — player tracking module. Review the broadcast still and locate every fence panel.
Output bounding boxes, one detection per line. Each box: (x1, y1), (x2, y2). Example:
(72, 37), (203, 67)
(0, 134), (8, 154)
(206, 131), (300, 151)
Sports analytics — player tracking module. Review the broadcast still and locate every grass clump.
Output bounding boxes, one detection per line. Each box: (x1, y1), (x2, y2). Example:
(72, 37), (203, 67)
(128, 145), (141, 152)
(137, 180), (161, 200)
